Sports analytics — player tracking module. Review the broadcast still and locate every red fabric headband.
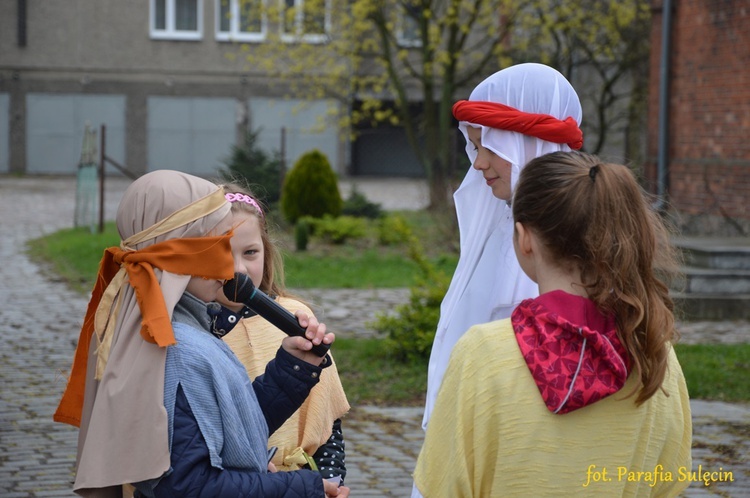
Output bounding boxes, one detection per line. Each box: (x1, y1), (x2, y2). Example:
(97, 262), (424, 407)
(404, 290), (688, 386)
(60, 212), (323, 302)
(452, 100), (583, 150)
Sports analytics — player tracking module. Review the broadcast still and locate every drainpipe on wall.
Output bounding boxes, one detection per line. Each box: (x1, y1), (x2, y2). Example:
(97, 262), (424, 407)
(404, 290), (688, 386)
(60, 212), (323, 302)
(655, 0), (674, 212)
(17, 0), (27, 47)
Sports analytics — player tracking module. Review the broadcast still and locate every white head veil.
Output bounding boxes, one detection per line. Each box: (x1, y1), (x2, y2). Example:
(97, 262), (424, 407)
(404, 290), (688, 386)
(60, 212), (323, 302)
(422, 63), (583, 429)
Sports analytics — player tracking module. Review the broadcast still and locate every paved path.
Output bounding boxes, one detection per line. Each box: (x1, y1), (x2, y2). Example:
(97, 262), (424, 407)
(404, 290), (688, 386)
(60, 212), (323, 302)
(1, 175), (748, 497)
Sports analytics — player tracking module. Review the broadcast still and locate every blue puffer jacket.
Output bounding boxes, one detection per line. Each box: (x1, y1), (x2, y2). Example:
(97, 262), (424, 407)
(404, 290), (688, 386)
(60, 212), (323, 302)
(151, 348), (330, 498)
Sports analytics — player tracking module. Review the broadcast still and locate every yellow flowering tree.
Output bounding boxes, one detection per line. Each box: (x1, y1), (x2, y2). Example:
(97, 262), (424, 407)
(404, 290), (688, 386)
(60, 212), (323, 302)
(225, 0), (650, 209)
(512, 0), (651, 161)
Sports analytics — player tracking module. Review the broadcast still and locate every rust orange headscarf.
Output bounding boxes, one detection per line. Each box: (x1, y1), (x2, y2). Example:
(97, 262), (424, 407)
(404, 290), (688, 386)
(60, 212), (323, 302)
(54, 233), (233, 427)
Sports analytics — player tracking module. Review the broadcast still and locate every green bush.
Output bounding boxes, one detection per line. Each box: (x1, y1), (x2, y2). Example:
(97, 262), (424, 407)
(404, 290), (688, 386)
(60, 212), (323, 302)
(310, 215), (368, 245)
(371, 233), (451, 361)
(221, 129), (282, 205)
(342, 186), (383, 219)
(377, 214), (412, 246)
(294, 218), (311, 251)
(280, 150), (342, 224)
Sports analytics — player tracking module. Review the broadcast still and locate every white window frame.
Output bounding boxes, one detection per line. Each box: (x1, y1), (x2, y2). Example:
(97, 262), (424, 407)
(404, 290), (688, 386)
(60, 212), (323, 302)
(150, 0), (204, 40)
(216, 0), (267, 42)
(279, 0), (331, 44)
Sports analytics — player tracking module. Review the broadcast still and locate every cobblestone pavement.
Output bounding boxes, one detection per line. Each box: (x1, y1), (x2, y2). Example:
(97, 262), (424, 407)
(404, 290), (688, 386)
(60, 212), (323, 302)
(1, 175), (748, 497)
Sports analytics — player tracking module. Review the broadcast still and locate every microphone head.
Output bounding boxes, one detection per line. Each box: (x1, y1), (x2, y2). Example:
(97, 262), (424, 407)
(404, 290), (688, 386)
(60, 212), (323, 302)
(222, 272), (256, 303)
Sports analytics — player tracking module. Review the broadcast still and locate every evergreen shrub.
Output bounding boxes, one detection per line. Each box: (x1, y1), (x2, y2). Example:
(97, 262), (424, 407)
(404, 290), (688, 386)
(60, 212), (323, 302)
(221, 129), (282, 206)
(342, 187), (383, 219)
(371, 233), (450, 361)
(294, 218), (311, 251)
(310, 215), (368, 245)
(281, 150), (342, 224)
(377, 214), (411, 246)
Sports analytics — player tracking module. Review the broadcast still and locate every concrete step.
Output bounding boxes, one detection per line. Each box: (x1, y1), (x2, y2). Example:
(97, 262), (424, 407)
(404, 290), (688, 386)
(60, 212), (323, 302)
(672, 292), (750, 321)
(669, 238), (750, 319)
(674, 266), (750, 294)
(673, 237), (750, 270)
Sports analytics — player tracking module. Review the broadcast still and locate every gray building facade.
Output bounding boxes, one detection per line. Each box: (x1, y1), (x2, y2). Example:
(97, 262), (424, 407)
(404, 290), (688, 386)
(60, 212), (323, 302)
(0, 0), (344, 177)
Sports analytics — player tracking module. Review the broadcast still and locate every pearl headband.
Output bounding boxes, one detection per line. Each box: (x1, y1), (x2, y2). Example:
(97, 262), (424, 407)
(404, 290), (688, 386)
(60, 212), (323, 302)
(225, 192), (264, 219)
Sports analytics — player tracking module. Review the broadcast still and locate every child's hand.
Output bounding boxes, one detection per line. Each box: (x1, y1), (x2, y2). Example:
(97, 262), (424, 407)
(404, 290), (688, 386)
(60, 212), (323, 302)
(280, 311), (334, 366)
(323, 480), (350, 497)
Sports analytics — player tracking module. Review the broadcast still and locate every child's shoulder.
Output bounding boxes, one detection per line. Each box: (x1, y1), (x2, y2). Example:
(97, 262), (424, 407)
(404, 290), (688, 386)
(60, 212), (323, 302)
(455, 318), (516, 358)
(172, 321), (214, 344)
(276, 296), (315, 317)
(170, 322), (240, 369)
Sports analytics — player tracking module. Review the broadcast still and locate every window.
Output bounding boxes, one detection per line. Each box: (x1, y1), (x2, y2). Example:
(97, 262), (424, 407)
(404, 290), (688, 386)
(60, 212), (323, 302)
(397, 5), (421, 48)
(151, 0), (203, 40)
(216, 0), (266, 41)
(280, 0), (330, 43)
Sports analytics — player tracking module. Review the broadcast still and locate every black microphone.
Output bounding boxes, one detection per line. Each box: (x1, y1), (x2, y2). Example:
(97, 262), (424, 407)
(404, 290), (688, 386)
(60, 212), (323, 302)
(222, 273), (330, 357)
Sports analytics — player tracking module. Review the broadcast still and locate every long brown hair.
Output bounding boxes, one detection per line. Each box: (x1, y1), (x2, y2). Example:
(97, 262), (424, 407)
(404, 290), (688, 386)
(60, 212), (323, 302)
(512, 151), (681, 405)
(218, 180), (288, 298)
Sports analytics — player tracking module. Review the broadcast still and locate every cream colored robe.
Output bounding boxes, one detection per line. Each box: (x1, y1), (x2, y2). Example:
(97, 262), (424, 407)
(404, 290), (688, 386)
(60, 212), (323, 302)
(414, 319), (692, 497)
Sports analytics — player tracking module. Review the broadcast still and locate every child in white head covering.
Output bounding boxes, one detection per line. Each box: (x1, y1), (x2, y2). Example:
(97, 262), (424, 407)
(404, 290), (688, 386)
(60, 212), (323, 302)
(422, 63), (584, 434)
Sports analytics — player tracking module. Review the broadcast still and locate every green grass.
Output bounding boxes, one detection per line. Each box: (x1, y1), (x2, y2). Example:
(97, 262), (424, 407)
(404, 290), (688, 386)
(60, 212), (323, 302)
(26, 218), (458, 291)
(333, 342), (750, 405)
(27, 223), (120, 294)
(332, 337), (428, 406)
(283, 248), (456, 288)
(24, 218), (750, 405)
(329, 342), (750, 406)
(674, 343), (750, 402)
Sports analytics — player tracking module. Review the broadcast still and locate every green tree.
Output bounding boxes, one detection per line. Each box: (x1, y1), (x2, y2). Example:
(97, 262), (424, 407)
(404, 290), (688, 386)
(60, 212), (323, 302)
(220, 128), (283, 206)
(227, 0), (651, 209)
(511, 0), (651, 162)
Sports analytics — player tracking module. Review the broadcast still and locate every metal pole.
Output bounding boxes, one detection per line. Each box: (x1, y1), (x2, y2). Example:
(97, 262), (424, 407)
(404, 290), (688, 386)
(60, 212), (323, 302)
(99, 124), (106, 233)
(17, 0), (27, 47)
(656, 0), (673, 210)
(280, 126), (287, 191)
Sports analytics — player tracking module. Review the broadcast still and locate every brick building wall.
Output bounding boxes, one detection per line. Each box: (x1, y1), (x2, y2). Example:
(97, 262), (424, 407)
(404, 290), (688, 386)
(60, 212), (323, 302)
(648, 0), (750, 236)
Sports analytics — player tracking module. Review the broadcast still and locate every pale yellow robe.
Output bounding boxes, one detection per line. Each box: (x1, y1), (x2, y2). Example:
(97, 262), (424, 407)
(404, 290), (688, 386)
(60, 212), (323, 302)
(223, 297), (350, 470)
(414, 319), (692, 497)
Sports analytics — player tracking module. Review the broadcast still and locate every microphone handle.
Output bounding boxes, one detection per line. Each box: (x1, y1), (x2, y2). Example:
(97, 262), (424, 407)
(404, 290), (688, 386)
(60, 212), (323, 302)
(247, 293), (330, 357)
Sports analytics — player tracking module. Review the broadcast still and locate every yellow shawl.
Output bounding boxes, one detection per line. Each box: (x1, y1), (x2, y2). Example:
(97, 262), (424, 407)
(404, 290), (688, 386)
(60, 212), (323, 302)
(414, 319), (692, 497)
(222, 297), (350, 470)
